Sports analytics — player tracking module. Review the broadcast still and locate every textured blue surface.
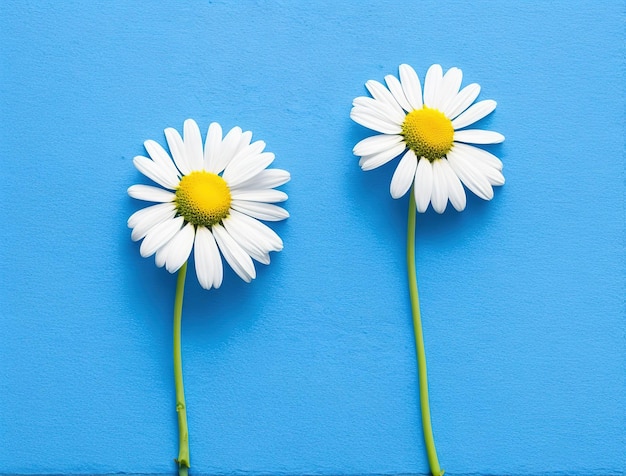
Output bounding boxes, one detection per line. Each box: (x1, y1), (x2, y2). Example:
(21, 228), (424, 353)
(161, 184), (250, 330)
(1, 1), (624, 475)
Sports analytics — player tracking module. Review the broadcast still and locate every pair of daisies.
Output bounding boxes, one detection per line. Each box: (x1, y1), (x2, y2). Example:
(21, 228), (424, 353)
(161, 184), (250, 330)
(128, 64), (504, 289)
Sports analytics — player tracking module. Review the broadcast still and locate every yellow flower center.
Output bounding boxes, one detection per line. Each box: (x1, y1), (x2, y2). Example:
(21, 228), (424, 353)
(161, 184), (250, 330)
(175, 171), (232, 227)
(401, 106), (454, 161)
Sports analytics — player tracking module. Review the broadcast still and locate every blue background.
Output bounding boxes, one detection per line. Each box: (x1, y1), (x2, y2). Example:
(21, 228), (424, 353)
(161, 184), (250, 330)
(1, 1), (624, 475)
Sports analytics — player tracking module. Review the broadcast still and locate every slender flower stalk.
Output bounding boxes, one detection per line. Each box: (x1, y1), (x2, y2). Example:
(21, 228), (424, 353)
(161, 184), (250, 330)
(173, 261), (190, 476)
(406, 190), (444, 476)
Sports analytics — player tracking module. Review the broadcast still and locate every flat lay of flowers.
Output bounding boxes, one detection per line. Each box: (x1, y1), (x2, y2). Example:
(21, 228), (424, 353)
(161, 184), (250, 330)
(351, 64), (505, 476)
(127, 119), (290, 475)
(125, 63), (502, 476)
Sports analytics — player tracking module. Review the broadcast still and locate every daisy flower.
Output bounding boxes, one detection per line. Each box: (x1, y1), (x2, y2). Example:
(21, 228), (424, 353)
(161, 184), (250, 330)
(351, 64), (506, 476)
(127, 119), (289, 475)
(351, 63), (505, 213)
(127, 119), (290, 290)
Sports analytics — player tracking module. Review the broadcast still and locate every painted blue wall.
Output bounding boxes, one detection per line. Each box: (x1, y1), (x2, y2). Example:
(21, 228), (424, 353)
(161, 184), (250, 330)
(1, 1), (624, 475)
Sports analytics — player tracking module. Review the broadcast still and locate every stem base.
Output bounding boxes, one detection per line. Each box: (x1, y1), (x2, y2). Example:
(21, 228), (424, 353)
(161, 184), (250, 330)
(173, 262), (191, 472)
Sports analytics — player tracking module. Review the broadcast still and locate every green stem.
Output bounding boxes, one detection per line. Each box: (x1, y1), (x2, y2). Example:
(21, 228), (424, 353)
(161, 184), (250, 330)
(173, 261), (190, 476)
(407, 191), (444, 476)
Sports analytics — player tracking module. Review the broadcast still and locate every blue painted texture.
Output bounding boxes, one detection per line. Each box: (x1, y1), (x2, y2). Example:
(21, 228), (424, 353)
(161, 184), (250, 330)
(1, 1), (624, 475)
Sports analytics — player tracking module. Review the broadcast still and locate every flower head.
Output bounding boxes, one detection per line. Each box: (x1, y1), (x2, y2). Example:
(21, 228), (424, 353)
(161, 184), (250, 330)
(351, 64), (505, 213)
(127, 119), (290, 289)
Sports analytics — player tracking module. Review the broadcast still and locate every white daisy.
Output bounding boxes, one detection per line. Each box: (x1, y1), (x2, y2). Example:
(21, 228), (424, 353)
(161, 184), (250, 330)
(127, 119), (290, 290)
(351, 64), (505, 213)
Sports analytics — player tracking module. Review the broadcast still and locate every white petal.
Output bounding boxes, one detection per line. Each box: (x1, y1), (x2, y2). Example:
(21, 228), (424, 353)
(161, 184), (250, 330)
(194, 226), (223, 290)
(212, 224), (256, 283)
(452, 100), (497, 130)
(235, 169), (291, 190)
(127, 184), (175, 203)
(223, 214), (271, 264)
(154, 239), (170, 268)
(453, 143), (503, 170)
(353, 134), (404, 157)
(165, 127), (191, 175)
(352, 96), (404, 124)
(154, 224), (189, 269)
(140, 216), (184, 258)
(214, 129), (254, 175)
(414, 158), (433, 213)
(385, 74), (413, 112)
(144, 140), (180, 180)
(228, 209), (283, 251)
(203, 122), (223, 171)
(358, 142), (406, 171)
(351, 108), (403, 134)
(230, 210), (283, 252)
(223, 151), (274, 188)
(399, 64), (423, 110)
(454, 129), (505, 144)
(444, 83), (481, 119)
(223, 129), (254, 171)
(451, 144), (505, 186)
(230, 189), (288, 203)
(133, 156), (179, 190)
(183, 119), (203, 171)
(365, 80), (404, 117)
(447, 148), (494, 200)
(209, 126), (241, 174)
(128, 203), (177, 241)
(164, 222), (195, 273)
(231, 200), (289, 221)
(440, 158), (466, 211)
(480, 165), (505, 186)
(423, 64), (443, 108)
(128, 202), (175, 228)
(430, 159), (449, 214)
(235, 131), (253, 153)
(437, 67), (463, 111)
(389, 150), (418, 199)
(226, 139), (267, 171)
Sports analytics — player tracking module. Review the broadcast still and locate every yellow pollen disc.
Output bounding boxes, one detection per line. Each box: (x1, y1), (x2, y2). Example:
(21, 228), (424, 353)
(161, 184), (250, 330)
(175, 171), (232, 227)
(401, 106), (454, 161)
